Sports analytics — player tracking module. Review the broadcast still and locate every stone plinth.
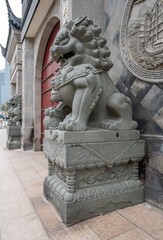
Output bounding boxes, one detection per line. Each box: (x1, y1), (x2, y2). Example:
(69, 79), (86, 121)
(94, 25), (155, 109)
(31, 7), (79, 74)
(6, 125), (21, 149)
(43, 129), (145, 225)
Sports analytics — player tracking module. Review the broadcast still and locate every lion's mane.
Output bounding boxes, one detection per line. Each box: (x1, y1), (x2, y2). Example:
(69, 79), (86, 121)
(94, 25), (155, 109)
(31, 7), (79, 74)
(64, 16), (113, 71)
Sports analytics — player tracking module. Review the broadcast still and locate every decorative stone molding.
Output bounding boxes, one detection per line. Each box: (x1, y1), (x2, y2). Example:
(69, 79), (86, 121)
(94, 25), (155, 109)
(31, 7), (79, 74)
(6, 125), (21, 149)
(44, 129), (145, 224)
(44, 175), (143, 204)
(120, 0), (163, 83)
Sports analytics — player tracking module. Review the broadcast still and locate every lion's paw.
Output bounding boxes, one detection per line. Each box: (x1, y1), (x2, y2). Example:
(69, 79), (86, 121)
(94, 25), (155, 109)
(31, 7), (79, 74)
(109, 121), (121, 130)
(58, 122), (67, 130)
(65, 120), (86, 131)
(100, 119), (138, 130)
(99, 120), (114, 129)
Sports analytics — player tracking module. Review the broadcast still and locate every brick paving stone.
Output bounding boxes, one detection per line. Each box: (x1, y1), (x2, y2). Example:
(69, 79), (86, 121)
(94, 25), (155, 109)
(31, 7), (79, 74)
(1, 214), (50, 240)
(0, 129), (163, 240)
(110, 227), (155, 240)
(50, 223), (101, 240)
(0, 190), (35, 225)
(32, 196), (63, 232)
(22, 178), (43, 199)
(117, 203), (163, 240)
(0, 172), (24, 195)
(86, 212), (135, 240)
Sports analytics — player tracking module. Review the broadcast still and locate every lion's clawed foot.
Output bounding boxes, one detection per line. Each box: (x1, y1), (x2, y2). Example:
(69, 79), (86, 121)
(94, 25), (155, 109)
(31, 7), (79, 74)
(59, 120), (86, 131)
(58, 118), (74, 130)
(58, 122), (66, 130)
(100, 119), (138, 130)
(99, 119), (115, 129)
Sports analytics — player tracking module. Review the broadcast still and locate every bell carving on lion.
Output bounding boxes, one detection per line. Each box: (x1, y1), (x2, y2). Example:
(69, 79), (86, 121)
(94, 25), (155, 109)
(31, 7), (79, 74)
(43, 16), (137, 132)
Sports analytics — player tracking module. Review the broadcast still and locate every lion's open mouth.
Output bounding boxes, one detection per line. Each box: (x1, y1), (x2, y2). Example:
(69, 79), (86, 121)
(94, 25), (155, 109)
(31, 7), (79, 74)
(58, 50), (75, 66)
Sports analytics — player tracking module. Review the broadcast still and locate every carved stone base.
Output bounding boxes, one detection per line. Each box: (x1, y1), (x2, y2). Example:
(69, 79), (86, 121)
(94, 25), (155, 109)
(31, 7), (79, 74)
(43, 129), (145, 225)
(6, 125), (21, 150)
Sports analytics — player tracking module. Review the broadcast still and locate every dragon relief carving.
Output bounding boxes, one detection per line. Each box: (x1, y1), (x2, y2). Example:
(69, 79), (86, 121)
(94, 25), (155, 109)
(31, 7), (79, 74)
(79, 165), (130, 186)
(44, 16), (137, 132)
(7, 94), (22, 126)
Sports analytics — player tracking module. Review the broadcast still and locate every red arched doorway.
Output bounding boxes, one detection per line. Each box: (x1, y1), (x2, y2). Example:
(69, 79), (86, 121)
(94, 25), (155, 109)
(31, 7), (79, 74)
(41, 22), (60, 150)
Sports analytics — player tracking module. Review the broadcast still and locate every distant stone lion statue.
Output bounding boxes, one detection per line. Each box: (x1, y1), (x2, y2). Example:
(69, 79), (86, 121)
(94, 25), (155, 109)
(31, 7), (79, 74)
(44, 16), (137, 131)
(7, 94), (22, 126)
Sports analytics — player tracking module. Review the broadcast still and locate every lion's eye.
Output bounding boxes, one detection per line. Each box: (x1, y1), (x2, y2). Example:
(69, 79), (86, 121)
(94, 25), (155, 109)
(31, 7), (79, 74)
(59, 37), (69, 46)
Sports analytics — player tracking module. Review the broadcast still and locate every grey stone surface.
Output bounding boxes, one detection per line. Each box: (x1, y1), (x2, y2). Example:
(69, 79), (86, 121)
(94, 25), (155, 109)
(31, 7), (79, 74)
(7, 125), (21, 136)
(141, 135), (163, 208)
(44, 129), (145, 224)
(141, 85), (163, 117)
(6, 126), (21, 150)
(22, 38), (34, 150)
(44, 129), (140, 144)
(44, 181), (144, 225)
(21, 127), (33, 150)
(71, 0), (104, 32)
(154, 107), (163, 129)
(146, 168), (163, 208)
(130, 79), (151, 101)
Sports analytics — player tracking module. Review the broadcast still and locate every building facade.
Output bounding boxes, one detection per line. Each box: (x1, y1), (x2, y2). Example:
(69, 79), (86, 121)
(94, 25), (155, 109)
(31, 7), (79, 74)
(2, 0), (163, 208)
(1, 0), (22, 97)
(0, 69), (5, 107)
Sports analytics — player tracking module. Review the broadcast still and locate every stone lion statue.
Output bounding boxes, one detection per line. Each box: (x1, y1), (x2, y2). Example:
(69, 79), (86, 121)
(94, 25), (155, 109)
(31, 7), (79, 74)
(44, 16), (137, 131)
(7, 94), (22, 126)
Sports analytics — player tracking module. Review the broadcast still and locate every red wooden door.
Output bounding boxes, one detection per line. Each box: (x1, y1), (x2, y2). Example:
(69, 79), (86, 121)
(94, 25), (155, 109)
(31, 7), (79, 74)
(41, 22), (60, 150)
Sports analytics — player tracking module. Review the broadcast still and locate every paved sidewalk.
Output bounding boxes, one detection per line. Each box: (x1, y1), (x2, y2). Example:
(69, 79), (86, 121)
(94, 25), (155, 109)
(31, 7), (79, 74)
(0, 129), (162, 240)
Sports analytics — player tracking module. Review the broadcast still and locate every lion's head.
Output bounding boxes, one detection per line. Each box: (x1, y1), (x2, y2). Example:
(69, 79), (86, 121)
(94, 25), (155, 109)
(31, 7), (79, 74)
(50, 16), (113, 71)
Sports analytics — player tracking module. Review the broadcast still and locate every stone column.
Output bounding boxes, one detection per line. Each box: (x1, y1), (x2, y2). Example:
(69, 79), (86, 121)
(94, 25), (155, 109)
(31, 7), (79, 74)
(21, 38), (34, 150)
(16, 71), (22, 94)
(10, 83), (16, 97)
(60, 0), (104, 31)
(16, 44), (22, 94)
(72, 0), (104, 31)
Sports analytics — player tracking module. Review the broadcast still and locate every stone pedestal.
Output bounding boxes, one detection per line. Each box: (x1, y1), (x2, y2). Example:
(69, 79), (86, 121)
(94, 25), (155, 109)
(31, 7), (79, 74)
(43, 129), (145, 225)
(6, 125), (21, 150)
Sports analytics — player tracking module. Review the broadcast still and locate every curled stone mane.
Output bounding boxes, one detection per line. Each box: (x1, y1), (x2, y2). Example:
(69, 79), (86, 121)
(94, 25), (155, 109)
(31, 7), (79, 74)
(65, 16), (113, 71)
(15, 94), (22, 108)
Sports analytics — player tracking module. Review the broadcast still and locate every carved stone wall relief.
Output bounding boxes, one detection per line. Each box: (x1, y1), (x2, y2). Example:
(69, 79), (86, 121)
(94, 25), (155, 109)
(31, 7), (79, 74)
(77, 164), (134, 188)
(120, 0), (163, 83)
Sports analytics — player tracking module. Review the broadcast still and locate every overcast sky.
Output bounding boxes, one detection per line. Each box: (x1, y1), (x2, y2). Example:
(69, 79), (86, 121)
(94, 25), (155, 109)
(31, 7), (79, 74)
(0, 0), (21, 70)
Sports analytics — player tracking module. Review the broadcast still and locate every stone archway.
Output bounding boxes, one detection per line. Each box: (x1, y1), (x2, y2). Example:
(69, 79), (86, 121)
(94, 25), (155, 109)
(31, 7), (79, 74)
(41, 22), (60, 150)
(34, 17), (60, 151)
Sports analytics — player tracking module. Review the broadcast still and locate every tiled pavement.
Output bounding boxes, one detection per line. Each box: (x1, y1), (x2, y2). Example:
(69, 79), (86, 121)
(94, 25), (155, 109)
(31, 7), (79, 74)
(0, 129), (162, 240)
